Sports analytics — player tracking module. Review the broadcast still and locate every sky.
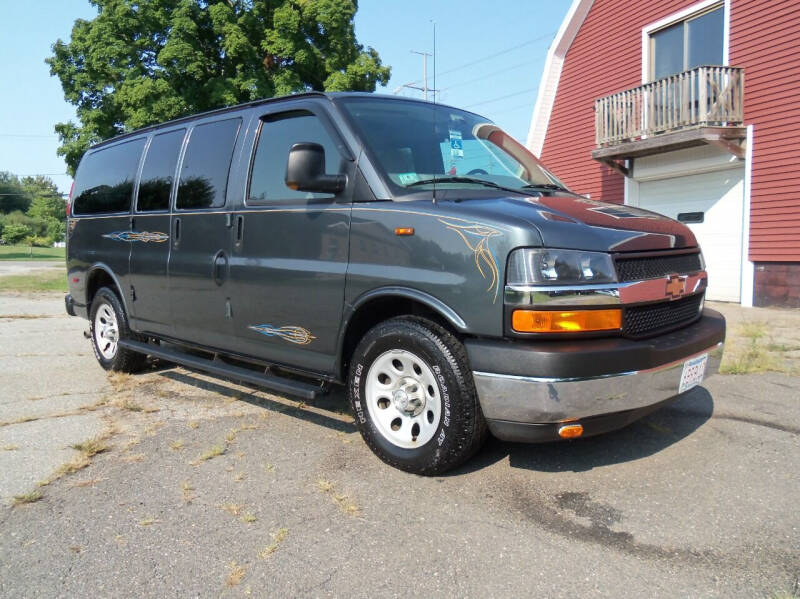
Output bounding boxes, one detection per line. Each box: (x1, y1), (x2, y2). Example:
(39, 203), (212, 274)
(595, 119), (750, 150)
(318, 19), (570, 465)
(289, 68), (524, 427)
(0, 0), (572, 195)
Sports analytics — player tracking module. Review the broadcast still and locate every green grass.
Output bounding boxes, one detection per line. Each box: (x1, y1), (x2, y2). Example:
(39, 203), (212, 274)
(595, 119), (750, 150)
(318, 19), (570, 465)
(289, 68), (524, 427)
(0, 268), (67, 293)
(719, 320), (792, 375)
(0, 245), (65, 260)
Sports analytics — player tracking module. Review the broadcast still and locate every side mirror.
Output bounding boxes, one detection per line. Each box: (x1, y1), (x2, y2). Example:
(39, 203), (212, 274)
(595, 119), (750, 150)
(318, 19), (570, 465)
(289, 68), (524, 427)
(285, 142), (346, 194)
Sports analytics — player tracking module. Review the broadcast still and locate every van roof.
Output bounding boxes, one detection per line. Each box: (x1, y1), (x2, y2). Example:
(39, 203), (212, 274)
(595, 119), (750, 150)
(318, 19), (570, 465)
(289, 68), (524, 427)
(88, 92), (443, 151)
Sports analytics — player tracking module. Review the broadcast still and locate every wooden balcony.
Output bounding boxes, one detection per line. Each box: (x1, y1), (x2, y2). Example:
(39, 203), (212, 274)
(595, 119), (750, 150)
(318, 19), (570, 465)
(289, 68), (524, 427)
(592, 66), (746, 176)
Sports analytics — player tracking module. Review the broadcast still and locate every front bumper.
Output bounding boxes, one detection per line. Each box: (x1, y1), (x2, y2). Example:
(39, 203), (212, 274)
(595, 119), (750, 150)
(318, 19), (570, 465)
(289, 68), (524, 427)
(466, 309), (725, 442)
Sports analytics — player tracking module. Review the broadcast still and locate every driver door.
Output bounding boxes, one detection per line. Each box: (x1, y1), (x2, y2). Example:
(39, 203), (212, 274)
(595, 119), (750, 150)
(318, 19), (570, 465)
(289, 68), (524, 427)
(228, 104), (354, 375)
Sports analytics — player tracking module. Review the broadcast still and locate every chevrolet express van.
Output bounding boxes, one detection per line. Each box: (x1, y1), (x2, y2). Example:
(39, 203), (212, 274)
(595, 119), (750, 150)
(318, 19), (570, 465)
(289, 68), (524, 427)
(65, 93), (725, 474)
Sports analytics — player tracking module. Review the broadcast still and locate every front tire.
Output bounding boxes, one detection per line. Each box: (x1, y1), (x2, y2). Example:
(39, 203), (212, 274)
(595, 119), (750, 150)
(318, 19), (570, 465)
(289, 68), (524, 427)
(89, 287), (147, 373)
(348, 316), (487, 475)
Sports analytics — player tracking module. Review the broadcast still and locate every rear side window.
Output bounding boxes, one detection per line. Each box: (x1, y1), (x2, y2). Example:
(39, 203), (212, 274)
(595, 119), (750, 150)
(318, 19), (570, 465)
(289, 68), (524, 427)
(177, 118), (241, 210)
(137, 129), (185, 212)
(248, 111), (341, 204)
(72, 138), (145, 215)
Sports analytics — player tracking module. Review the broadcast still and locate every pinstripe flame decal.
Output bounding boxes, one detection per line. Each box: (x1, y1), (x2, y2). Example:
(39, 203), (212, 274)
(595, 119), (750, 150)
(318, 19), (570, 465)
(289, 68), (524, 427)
(248, 324), (316, 345)
(103, 231), (169, 243)
(439, 218), (502, 303)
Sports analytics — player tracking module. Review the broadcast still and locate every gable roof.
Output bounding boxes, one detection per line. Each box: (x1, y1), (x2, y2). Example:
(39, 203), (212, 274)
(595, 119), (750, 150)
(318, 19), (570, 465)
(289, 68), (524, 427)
(526, 0), (594, 156)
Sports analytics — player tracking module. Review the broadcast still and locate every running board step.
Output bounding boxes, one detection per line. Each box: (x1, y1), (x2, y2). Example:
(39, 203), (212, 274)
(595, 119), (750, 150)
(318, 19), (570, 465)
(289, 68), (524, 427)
(118, 339), (321, 400)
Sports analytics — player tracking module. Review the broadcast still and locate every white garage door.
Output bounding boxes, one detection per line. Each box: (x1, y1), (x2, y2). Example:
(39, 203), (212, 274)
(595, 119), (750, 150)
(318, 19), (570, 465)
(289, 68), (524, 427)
(637, 168), (745, 302)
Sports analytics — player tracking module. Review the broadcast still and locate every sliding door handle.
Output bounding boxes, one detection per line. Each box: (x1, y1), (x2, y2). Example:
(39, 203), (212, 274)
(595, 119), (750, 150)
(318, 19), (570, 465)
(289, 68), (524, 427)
(173, 217), (181, 247)
(235, 215), (244, 246)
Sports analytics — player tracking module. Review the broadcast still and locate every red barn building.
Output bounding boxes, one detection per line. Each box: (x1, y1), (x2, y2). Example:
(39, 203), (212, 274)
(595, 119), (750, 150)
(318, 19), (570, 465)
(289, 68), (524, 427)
(527, 0), (800, 306)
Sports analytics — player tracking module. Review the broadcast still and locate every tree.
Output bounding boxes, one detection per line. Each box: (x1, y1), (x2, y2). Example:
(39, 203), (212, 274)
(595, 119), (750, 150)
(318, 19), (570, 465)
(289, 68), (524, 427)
(48, 0), (391, 174)
(0, 172), (31, 214)
(26, 187), (66, 223)
(2, 222), (33, 245)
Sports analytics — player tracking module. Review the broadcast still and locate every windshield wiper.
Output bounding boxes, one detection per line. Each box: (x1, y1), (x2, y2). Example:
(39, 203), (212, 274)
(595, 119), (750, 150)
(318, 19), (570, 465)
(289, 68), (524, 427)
(406, 176), (526, 194)
(520, 183), (566, 191)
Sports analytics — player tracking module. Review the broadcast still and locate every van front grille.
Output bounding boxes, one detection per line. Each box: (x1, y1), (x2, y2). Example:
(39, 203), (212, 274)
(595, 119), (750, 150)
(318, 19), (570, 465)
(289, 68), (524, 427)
(623, 293), (703, 338)
(615, 252), (702, 282)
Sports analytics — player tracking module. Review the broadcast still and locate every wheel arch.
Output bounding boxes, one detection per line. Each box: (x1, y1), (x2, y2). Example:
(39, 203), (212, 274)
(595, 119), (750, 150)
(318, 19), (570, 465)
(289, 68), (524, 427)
(86, 264), (129, 316)
(336, 287), (467, 382)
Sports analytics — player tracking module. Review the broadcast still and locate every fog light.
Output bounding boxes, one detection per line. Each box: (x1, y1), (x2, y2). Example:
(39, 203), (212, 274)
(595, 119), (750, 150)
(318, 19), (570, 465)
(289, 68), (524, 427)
(558, 424), (584, 439)
(512, 309), (622, 333)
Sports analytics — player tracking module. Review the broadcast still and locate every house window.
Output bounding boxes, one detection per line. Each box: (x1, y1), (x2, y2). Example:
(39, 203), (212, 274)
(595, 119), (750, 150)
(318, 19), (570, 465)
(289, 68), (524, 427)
(650, 4), (724, 80)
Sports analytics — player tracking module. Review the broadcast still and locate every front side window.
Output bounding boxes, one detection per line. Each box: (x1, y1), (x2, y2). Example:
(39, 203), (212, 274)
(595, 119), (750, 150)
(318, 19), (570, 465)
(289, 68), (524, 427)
(248, 111), (342, 204)
(72, 138), (146, 215)
(137, 129), (185, 212)
(650, 5), (724, 80)
(177, 118), (241, 210)
(338, 97), (564, 196)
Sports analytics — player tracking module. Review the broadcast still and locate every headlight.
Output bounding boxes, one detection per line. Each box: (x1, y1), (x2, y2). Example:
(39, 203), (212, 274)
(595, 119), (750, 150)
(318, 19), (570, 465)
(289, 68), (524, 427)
(507, 248), (616, 286)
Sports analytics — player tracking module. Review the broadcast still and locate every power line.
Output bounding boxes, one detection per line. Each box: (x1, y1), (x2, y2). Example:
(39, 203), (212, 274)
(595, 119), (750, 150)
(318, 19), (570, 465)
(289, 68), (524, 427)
(438, 58), (541, 92)
(15, 173), (70, 177)
(403, 31), (555, 88)
(488, 100), (539, 115)
(463, 86), (538, 109)
(0, 134), (58, 138)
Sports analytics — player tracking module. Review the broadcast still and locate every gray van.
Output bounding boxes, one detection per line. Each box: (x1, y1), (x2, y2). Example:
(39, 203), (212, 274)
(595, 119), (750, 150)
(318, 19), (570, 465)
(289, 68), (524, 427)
(65, 93), (725, 474)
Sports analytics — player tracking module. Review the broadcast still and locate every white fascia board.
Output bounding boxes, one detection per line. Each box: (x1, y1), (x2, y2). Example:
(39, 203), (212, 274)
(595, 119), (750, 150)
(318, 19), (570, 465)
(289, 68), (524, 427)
(526, 0), (594, 157)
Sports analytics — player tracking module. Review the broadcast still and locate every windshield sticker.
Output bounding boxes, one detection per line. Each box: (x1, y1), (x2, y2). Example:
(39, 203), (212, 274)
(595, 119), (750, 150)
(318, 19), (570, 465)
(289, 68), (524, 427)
(449, 130), (464, 158)
(397, 172), (419, 185)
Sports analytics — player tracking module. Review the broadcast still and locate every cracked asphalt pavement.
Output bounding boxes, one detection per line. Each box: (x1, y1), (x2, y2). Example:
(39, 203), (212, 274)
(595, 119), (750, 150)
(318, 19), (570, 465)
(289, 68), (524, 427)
(0, 293), (798, 598)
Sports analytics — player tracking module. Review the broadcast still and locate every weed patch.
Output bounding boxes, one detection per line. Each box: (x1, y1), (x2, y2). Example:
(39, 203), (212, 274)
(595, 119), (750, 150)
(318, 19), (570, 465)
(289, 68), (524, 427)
(258, 527), (289, 559)
(226, 562), (246, 587)
(139, 517), (159, 526)
(720, 320), (794, 375)
(195, 444), (225, 463)
(70, 438), (108, 457)
(12, 490), (43, 506)
(181, 480), (195, 503)
(316, 479), (360, 516)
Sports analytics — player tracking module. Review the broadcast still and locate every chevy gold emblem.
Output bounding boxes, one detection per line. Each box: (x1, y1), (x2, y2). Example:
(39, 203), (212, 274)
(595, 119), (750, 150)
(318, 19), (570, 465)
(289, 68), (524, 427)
(665, 274), (687, 299)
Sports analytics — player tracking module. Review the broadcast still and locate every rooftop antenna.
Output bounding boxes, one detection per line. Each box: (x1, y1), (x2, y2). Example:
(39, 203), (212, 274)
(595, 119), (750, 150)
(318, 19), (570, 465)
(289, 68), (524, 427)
(431, 19), (437, 204)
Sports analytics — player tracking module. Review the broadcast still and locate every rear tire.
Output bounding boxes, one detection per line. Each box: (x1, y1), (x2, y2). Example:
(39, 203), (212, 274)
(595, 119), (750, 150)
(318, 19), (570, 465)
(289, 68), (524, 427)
(348, 316), (487, 475)
(89, 287), (147, 373)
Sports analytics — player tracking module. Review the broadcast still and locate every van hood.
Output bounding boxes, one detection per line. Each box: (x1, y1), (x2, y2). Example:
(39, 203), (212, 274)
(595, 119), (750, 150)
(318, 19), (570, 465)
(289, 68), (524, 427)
(443, 194), (698, 253)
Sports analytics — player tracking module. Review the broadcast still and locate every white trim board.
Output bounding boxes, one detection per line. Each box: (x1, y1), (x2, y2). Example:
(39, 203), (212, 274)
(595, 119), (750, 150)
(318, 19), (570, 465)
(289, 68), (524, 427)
(526, 0), (594, 157)
(740, 124), (754, 307)
(641, 0), (730, 83)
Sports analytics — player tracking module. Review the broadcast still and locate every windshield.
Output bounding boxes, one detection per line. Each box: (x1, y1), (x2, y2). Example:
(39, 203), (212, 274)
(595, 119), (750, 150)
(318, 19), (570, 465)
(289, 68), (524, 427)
(337, 97), (566, 195)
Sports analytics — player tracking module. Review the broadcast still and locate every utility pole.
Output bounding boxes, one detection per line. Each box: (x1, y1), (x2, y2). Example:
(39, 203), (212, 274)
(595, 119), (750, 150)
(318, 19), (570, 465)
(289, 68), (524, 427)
(393, 50), (437, 101)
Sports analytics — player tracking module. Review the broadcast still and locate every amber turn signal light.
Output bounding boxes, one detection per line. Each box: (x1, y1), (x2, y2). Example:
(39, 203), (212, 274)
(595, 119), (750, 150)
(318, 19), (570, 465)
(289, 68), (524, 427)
(394, 227), (415, 236)
(558, 424), (584, 439)
(511, 308), (622, 333)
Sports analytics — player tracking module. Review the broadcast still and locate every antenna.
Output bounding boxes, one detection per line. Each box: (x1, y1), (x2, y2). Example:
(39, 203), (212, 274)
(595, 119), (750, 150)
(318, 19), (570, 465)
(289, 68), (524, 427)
(393, 51), (438, 99)
(431, 20), (437, 204)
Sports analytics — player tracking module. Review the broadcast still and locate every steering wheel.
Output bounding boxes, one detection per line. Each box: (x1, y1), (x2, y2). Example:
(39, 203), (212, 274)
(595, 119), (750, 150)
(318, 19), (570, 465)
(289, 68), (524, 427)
(467, 168), (488, 175)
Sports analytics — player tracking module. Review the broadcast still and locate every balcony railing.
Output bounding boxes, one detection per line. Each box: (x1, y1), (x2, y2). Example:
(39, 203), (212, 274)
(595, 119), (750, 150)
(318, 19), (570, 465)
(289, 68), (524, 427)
(595, 66), (744, 147)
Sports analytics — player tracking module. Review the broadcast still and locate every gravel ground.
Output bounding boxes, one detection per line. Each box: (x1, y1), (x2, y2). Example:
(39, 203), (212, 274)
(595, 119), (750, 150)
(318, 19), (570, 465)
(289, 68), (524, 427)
(0, 293), (798, 598)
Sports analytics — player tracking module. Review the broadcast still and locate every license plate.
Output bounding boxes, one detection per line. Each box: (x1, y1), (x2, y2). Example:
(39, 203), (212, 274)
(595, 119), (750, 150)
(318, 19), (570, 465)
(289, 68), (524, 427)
(679, 353), (708, 393)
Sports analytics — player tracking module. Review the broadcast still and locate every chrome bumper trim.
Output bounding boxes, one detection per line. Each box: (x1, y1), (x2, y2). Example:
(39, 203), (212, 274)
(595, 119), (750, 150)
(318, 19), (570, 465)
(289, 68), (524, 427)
(504, 270), (707, 307)
(472, 341), (723, 423)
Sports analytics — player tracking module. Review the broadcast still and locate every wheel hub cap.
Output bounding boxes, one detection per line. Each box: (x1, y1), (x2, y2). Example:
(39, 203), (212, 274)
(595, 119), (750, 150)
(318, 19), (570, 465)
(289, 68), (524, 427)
(94, 302), (119, 360)
(364, 349), (442, 449)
